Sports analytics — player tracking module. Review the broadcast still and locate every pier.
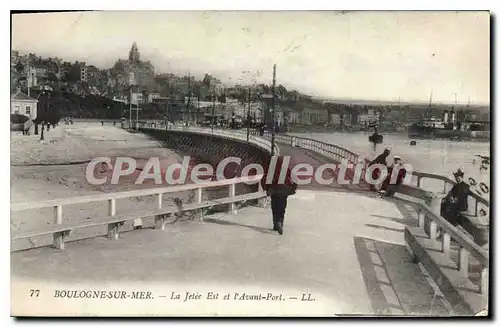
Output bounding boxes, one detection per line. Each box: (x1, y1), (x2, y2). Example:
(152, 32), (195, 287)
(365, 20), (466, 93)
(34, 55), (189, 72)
(10, 124), (489, 316)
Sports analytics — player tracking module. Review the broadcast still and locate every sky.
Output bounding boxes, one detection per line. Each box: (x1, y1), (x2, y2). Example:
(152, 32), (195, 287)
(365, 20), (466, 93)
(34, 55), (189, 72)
(12, 11), (490, 105)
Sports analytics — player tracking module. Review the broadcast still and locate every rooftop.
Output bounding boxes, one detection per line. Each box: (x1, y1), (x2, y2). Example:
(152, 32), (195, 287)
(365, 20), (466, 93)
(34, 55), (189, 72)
(11, 91), (37, 102)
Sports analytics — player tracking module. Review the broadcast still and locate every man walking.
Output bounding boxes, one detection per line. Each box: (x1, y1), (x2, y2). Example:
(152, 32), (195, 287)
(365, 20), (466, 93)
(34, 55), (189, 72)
(261, 156), (297, 235)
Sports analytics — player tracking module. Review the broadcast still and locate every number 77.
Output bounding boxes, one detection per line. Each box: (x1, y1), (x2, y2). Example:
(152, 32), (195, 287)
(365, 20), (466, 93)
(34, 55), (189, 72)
(29, 289), (40, 297)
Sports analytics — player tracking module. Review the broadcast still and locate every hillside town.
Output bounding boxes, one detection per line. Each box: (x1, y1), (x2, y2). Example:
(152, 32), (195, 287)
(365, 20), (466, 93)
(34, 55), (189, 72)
(11, 43), (490, 135)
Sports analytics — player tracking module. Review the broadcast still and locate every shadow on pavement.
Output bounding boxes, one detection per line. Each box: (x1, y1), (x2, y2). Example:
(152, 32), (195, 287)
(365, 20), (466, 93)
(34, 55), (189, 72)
(353, 236), (451, 316)
(202, 217), (276, 235)
(364, 224), (405, 233)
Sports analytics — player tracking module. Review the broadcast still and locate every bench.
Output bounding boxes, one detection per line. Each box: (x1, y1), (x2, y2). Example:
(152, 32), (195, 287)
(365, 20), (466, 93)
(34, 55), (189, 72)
(12, 192), (266, 250)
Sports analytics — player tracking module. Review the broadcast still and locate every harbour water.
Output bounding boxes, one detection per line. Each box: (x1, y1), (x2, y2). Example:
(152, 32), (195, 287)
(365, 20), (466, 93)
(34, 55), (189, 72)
(289, 131), (491, 196)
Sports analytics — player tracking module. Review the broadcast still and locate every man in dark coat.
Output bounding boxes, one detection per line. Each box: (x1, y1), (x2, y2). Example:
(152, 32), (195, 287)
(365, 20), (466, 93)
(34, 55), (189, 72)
(440, 169), (470, 226)
(261, 156), (297, 235)
(368, 149), (390, 190)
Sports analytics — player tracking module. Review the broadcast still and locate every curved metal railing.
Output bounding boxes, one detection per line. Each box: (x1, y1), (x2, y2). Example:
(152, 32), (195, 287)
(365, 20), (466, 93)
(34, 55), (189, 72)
(135, 122), (279, 156)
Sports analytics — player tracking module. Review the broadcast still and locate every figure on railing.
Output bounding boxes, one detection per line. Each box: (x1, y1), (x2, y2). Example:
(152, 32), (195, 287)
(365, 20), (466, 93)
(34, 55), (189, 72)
(368, 148), (390, 191)
(379, 155), (407, 197)
(440, 169), (471, 227)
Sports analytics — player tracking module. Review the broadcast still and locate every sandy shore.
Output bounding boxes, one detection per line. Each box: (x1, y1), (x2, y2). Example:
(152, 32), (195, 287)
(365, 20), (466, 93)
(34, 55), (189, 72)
(11, 123), (230, 250)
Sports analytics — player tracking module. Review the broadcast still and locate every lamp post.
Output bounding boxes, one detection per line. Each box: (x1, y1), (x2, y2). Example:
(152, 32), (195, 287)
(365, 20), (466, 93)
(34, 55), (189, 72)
(129, 86), (132, 130)
(136, 102), (139, 130)
(246, 87), (251, 142)
(40, 91), (46, 141)
(271, 64), (276, 156)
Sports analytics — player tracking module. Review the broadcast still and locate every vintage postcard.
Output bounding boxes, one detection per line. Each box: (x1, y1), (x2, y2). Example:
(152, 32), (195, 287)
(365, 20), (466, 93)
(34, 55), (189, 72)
(10, 10), (490, 317)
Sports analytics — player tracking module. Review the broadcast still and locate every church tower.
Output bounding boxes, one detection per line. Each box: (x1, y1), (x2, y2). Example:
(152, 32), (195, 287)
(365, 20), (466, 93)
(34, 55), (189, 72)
(129, 42), (140, 62)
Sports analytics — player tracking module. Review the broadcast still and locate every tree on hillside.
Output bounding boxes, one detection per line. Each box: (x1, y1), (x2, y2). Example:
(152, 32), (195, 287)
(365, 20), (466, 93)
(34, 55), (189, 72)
(276, 84), (288, 100)
(15, 62), (24, 74)
(62, 65), (81, 82)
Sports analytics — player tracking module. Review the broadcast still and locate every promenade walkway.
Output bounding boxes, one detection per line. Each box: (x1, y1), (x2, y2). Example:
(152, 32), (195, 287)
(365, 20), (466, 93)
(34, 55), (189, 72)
(11, 189), (451, 316)
(10, 128), (453, 316)
(277, 144), (371, 193)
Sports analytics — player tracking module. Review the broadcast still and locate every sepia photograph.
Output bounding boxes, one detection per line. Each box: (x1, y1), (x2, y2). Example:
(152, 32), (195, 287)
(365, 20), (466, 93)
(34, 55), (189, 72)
(9, 9), (491, 317)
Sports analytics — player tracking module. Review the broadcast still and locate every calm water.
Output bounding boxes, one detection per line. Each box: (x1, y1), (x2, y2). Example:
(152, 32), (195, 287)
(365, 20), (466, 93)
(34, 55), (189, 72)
(289, 132), (491, 193)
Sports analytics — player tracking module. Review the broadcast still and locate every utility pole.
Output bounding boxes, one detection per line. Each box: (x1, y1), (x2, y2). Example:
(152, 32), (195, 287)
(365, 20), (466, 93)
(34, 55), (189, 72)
(167, 100), (168, 129)
(136, 101), (139, 130)
(26, 55), (30, 97)
(247, 87), (251, 142)
(271, 64), (276, 156)
(129, 93), (133, 129)
(211, 91), (216, 134)
(196, 96), (200, 125)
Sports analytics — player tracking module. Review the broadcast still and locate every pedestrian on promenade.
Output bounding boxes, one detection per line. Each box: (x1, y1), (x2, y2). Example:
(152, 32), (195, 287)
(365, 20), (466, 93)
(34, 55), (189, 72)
(440, 168), (470, 227)
(368, 148), (390, 191)
(379, 155), (406, 196)
(101, 120), (104, 126)
(261, 156), (297, 235)
(259, 123), (265, 136)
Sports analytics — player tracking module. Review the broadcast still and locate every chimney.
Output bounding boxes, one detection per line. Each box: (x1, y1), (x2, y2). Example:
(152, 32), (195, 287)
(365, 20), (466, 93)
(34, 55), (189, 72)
(443, 110), (449, 124)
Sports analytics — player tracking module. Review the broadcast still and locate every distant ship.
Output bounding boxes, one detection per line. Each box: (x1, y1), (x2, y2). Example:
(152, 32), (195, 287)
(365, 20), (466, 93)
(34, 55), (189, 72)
(408, 93), (490, 141)
(408, 110), (490, 141)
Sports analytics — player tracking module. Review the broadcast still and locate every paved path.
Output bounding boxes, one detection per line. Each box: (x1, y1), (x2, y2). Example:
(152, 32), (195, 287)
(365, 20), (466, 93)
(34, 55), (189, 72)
(11, 190), (450, 316)
(277, 144), (372, 193)
(10, 132), (451, 316)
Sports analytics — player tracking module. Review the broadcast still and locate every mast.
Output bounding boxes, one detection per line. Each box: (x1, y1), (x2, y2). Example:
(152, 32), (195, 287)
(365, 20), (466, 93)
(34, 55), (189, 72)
(424, 92), (433, 118)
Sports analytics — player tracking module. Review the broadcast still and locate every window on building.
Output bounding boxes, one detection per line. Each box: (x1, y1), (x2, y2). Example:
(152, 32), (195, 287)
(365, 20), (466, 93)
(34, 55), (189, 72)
(25, 106), (31, 115)
(14, 105), (20, 114)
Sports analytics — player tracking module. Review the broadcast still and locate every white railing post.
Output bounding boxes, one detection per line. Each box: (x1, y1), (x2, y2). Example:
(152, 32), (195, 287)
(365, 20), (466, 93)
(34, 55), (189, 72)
(229, 183), (236, 214)
(429, 221), (438, 241)
(480, 267), (489, 295)
(442, 232), (451, 258)
(157, 192), (163, 209)
(155, 193), (167, 230)
(52, 205), (64, 249)
(107, 198), (119, 240)
(196, 187), (203, 222)
(458, 246), (469, 277)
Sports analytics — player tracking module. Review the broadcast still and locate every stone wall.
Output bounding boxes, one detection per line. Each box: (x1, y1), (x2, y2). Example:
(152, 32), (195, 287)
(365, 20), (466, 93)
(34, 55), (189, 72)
(139, 128), (271, 199)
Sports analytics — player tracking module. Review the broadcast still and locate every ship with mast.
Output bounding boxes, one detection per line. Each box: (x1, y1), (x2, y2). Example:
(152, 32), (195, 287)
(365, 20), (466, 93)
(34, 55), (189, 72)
(407, 93), (490, 141)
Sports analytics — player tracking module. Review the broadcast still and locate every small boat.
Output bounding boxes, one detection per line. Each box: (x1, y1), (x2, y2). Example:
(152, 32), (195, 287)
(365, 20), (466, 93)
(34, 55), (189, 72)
(369, 133), (383, 144)
(368, 123), (383, 144)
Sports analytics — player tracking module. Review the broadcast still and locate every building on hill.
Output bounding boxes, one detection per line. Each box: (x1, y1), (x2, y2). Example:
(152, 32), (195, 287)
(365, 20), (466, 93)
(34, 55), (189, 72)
(300, 107), (329, 125)
(109, 42), (155, 95)
(148, 93), (161, 103)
